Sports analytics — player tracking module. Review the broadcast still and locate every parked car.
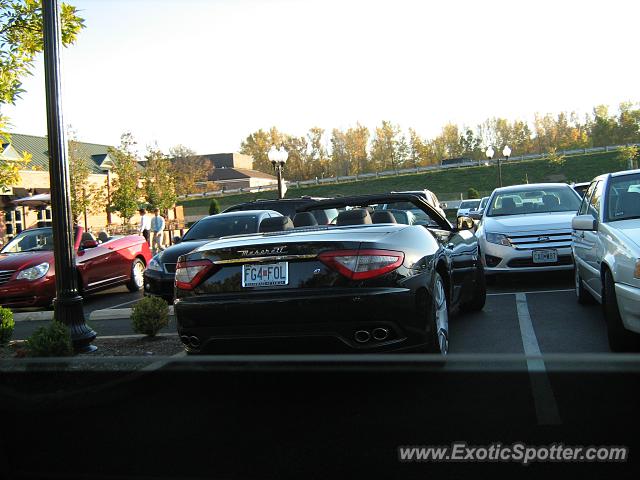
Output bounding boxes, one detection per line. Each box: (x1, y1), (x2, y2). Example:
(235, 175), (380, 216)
(469, 196), (491, 220)
(476, 183), (582, 275)
(572, 169), (640, 351)
(174, 193), (486, 355)
(390, 190), (446, 218)
(143, 210), (281, 302)
(223, 196), (338, 224)
(456, 199), (481, 217)
(0, 226), (151, 308)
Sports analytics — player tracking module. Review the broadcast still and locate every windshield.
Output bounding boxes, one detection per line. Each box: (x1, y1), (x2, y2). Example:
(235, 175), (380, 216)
(486, 186), (581, 217)
(606, 173), (640, 221)
(479, 197), (489, 209)
(459, 200), (480, 209)
(182, 215), (260, 240)
(1, 228), (54, 253)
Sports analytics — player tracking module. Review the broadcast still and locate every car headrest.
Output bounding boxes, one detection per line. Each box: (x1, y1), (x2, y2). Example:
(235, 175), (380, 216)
(542, 194), (560, 207)
(336, 208), (372, 226)
(371, 211), (397, 224)
(97, 231), (110, 243)
(501, 197), (516, 210)
(293, 212), (318, 227)
(620, 191), (640, 216)
(259, 216), (294, 233)
(81, 232), (96, 242)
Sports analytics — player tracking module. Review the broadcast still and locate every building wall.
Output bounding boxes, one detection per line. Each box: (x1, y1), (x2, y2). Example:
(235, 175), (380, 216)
(249, 177), (278, 188)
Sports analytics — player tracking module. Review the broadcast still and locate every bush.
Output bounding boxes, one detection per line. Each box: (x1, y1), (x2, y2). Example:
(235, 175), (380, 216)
(467, 187), (480, 199)
(0, 307), (14, 346)
(26, 321), (74, 357)
(208, 198), (220, 216)
(131, 297), (169, 336)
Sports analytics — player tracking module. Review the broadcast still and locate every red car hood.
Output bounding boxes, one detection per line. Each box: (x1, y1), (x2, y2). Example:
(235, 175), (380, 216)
(0, 251), (54, 271)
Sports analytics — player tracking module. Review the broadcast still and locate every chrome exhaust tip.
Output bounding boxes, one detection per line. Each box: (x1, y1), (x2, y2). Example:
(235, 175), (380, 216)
(372, 327), (389, 341)
(354, 330), (370, 343)
(189, 336), (201, 348)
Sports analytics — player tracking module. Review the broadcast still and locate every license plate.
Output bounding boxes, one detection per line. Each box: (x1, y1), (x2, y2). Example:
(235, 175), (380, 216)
(532, 250), (558, 264)
(242, 262), (288, 287)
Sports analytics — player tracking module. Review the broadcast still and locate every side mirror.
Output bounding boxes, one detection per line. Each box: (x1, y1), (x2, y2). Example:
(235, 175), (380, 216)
(572, 214), (597, 231)
(469, 211), (483, 221)
(81, 239), (98, 249)
(456, 216), (475, 231)
(440, 202), (448, 209)
(173, 236), (182, 244)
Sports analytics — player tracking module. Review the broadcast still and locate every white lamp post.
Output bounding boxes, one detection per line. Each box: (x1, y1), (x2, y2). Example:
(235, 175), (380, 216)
(268, 145), (288, 199)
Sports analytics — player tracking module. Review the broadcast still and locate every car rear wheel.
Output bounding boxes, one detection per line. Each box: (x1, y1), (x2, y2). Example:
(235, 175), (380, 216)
(574, 267), (594, 305)
(461, 266), (486, 312)
(424, 272), (449, 355)
(603, 270), (639, 352)
(126, 258), (146, 292)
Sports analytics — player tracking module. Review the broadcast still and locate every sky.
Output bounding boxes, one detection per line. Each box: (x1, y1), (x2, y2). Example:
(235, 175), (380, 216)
(3, 0), (640, 154)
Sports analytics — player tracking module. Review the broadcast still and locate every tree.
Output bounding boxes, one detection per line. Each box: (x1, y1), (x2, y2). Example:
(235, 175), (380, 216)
(109, 133), (141, 224)
(68, 137), (106, 226)
(239, 129), (272, 174)
(208, 198), (220, 216)
(305, 127), (329, 179)
(467, 187), (480, 199)
(169, 145), (210, 196)
(143, 145), (176, 213)
(0, 0), (84, 189)
(344, 123), (370, 174)
(618, 145), (639, 170)
(370, 121), (401, 171)
(330, 128), (348, 176)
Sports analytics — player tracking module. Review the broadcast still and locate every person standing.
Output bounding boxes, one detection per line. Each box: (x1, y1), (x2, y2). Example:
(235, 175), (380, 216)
(151, 208), (166, 255)
(139, 208), (151, 244)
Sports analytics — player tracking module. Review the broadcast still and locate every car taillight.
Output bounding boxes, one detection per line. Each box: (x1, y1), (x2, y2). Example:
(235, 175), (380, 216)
(175, 259), (215, 290)
(318, 249), (404, 280)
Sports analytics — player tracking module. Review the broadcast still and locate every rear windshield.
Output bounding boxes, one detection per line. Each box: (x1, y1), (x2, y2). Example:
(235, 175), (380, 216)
(459, 200), (480, 209)
(182, 215), (259, 240)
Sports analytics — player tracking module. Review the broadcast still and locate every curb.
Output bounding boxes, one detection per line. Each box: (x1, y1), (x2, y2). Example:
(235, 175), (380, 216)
(12, 306), (175, 322)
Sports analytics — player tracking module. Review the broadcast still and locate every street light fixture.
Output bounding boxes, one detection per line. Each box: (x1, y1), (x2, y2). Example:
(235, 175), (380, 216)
(268, 145), (288, 199)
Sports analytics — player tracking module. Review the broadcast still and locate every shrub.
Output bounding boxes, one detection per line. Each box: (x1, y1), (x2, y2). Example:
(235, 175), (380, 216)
(0, 307), (14, 346)
(208, 198), (220, 216)
(26, 321), (74, 357)
(467, 187), (480, 199)
(131, 297), (169, 336)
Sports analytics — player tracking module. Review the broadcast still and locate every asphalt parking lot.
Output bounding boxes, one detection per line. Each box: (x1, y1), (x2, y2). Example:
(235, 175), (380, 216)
(11, 270), (613, 354)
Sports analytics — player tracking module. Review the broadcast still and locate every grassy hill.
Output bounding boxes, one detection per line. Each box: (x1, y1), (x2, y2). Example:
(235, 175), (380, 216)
(179, 150), (626, 216)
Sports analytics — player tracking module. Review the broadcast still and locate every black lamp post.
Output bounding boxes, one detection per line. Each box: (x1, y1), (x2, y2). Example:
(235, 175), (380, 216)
(42, 0), (96, 352)
(268, 146), (288, 199)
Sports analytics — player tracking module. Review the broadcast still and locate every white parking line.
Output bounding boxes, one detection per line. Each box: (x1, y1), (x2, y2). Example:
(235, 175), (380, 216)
(488, 289), (573, 296)
(515, 293), (562, 425)
(106, 298), (141, 309)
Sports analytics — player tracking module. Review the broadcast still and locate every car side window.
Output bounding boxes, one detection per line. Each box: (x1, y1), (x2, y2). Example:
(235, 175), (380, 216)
(578, 182), (597, 216)
(588, 181), (604, 220)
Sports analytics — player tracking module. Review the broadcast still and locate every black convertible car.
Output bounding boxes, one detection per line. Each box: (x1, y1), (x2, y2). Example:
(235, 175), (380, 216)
(174, 193), (486, 355)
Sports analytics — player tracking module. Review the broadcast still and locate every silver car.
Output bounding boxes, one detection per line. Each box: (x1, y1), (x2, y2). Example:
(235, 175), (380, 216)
(476, 183), (582, 275)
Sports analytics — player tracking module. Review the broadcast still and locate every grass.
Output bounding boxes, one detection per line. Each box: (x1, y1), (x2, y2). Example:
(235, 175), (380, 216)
(179, 150), (626, 216)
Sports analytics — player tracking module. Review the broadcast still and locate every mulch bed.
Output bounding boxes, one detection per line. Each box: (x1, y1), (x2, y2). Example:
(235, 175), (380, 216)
(0, 334), (184, 359)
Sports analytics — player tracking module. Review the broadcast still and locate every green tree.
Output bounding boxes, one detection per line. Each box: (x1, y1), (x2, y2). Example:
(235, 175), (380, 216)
(68, 137), (106, 226)
(370, 121), (401, 171)
(143, 145), (176, 212)
(467, 187), (480, 199)
(109, 133), (141, 224)
(618, 144), (639, 170)
(0, 0), (84, 188)
(330, 128), (348, 176)
(305, 127), (329, 178)
(208, 198), (220, 215)
(344, 123), (370, 174)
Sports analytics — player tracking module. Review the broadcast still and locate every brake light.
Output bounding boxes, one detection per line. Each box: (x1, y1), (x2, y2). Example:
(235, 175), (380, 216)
(175, 259), (215, 290)
(318, 249), (404, 280)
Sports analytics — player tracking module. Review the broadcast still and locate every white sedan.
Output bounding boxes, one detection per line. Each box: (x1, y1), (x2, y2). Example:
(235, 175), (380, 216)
(572, 169), (640, 351)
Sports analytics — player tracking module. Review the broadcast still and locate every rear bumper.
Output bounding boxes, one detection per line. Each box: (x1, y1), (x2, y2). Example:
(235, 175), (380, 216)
(143, 269), (175, 302)
(615, 282), (640, 334)
(175, 287), (427, 354)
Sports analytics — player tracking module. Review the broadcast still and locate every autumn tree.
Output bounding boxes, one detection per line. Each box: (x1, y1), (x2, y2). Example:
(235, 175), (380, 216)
(305, 127), (329, 178)
(330, 129), (348, 176)
(169, 144), (210, 196)
(344, 124), (370, 174)
(108, 133), (141, 224)
(370, 121), (402, 171)
(0, 0), (84, 188)
(143, 146), (176, 212)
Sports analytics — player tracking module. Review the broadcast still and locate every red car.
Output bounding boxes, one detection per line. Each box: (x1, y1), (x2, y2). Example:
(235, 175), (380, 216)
(0, 226), (151, 308)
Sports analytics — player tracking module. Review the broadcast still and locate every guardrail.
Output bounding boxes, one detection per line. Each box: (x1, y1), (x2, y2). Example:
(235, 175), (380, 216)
(178, 143), (638, 200)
